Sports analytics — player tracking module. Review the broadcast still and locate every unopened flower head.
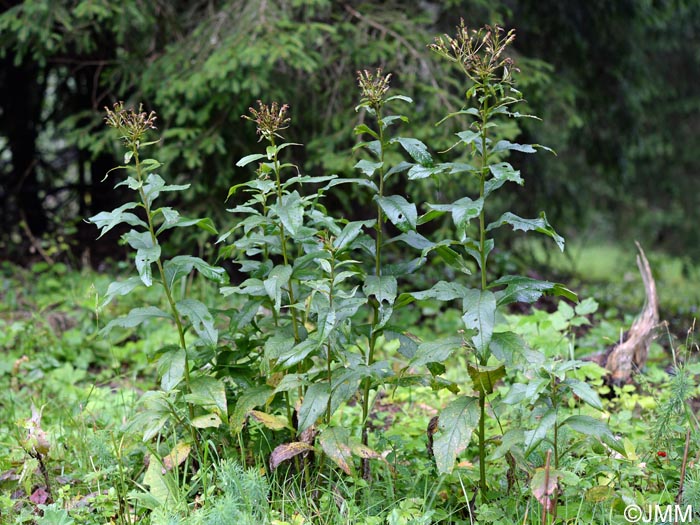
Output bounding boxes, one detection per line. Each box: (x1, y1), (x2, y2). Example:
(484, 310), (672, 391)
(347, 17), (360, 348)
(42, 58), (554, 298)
(357, 68), (392, 110)
(431, 21), (517, 85)
(104, 101), (157, 147)
(243, 100), (291, 142)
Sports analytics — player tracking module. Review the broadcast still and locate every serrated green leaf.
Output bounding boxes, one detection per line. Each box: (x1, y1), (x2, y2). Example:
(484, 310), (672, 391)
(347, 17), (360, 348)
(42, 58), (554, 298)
(486, 212), (565, 251)
(231, 385), (273, 432)
(298, 383), (330, 433)
(561, 415), (625, 455)
(89, 202), (147, 238)
(565, 379), (603, 410)
(354, 159), (383, 177)
(263, 264), (292, 314)
(176, 298), (217, 346)
(157, 216), (218, 235)
(407, 164), (446, 180)
(467, 363), (506, 394)
(274, 191), (304, 237)
(236, 153), (266, 167)
(392, 137), (432, 165)
(142, 173), (189, 207)
(389, 231), (434, 250)
(490, 140), (537, 154)
(163, 255), (227, 288)
(100, 276), (143, 308)
(362, 275), (397, 304)
(485, 162), (523, 197)
(433, 396), (479, 474)
(157, 349), (186, 391)
(524, 409), (557, 454)
(462, 289), (496, 355)
(101, 306), (172, 335)
(411, 281), (468, 301)
(490, 331), (529, 366)
(575, 298), (599, 316)
(334, 220), (374, 250)
(186, 375), (227, 417)
(410, 336), (464, 368)
(490, 275), (578, 305)
(376, 195), (417, 232)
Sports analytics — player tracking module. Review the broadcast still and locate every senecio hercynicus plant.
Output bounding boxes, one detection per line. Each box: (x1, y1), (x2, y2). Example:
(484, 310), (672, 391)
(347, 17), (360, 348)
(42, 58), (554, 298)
(90, 22), (619, 511)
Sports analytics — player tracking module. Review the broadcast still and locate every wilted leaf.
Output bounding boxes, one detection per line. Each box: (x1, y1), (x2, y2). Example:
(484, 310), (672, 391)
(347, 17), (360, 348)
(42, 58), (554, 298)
(319, 427), (355, 476)
(269, 442), (314, 471)
(249, 410), (289, 431)
(162, 442), (191, 472)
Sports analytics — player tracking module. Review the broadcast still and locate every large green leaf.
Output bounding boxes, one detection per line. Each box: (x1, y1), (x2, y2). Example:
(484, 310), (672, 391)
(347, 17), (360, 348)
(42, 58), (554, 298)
(433, 396), (479, 474)
(333, 220), (375, 250)
(490, 275), (577, 305)
(163, 255), (227, 288)
(157, 348), (186, 391)
(485, 162), (523, 197)
(410, 336), (464, 368)
(297, 383), (331, 433)
(100, 276), (143, 308)
(274, 191), (304, 237)
(263, 264), (292, 313)
(101, 306), (172, 335)
(186, 375), (228, 417)
(524, 409), (557, 454)
(142, 173), (190, 207)
(411, 281), (468, 301)
(354, 159), (383, 177)
(123, 230), (160, 287)
(486, 212), (565, 251)
(89, 202), (146, 238)
(176, 298), (217, 346)
(375, 195), (417, 232)
(231, 385), (274, 432)
(392, 137), (433, 165)
(461, 289), (496, 355)
(425, 197), (483, 230)
(467, 363), (506, 395)
(362, 275), (397, 304)
(561, 415), (625, 455)
(564, 379), (603, 411)
(156, 216), (218, 235)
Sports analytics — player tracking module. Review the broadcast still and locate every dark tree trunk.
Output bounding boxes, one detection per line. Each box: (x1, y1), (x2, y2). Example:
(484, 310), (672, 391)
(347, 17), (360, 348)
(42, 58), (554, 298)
(0, 56), (47, 237)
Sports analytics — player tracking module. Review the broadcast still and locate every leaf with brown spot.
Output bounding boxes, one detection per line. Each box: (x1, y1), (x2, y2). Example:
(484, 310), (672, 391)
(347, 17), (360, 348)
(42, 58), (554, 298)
(319, 427), (355, 476)
(249, 410), (289, 431)
(531, 467), (562, 512)
(162, 442), (191, 472)
(269, 442), (314, 471)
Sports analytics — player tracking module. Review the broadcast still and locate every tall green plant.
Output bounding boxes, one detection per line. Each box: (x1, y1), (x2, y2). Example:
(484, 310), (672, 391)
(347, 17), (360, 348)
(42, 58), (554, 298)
(89, 103), (229, 455)
(397, 23), (578, 497)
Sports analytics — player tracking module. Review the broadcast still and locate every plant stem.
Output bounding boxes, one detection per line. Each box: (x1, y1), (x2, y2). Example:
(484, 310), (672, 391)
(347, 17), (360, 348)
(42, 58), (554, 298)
(476, 92), (491, 496)
(361, 104), (386, 480)
(133, 149), (197, 439)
